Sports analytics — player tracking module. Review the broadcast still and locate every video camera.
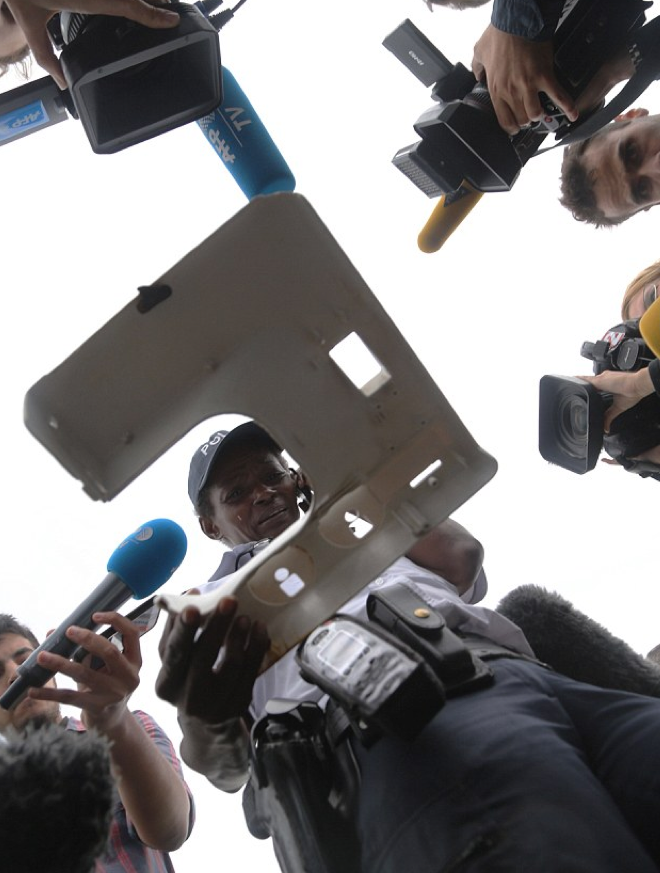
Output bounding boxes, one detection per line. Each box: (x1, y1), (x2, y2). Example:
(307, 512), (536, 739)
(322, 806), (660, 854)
(0, 0), (224, 154)
(538, 319), (660, 476)
(384, 0), (652, 198)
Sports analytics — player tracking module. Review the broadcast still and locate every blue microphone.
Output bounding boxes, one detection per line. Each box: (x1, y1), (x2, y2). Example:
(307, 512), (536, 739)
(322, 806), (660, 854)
(0, 519), (187, 710)
(197, 65), (296, 199)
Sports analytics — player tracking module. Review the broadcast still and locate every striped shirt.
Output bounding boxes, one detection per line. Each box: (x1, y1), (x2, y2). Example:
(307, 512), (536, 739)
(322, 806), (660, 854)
(66, 710), (194, 873)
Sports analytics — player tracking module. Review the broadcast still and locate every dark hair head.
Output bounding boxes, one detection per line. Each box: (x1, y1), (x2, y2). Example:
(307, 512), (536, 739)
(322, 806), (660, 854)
(0, 615), (39, 648)
(559, 128), (630, 229)
(0, 723), (114, 873)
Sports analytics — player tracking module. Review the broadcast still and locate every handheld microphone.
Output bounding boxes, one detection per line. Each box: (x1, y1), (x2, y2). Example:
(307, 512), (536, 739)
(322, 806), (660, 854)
(0, 518), (187, 710)
(197, 65), (296, 199)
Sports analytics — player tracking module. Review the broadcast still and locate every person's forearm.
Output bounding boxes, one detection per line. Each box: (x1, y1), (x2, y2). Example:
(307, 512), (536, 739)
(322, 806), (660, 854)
(103, 711), (191, 851)
(178, 712), (250, 793)
(624, 365), (655, 399)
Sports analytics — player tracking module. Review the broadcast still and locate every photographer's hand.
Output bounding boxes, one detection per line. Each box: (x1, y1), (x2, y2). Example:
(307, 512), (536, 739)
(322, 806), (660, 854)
(579, 368), (654, 432)
(472, 24), (577, 134)
(5, 0), (180, 89)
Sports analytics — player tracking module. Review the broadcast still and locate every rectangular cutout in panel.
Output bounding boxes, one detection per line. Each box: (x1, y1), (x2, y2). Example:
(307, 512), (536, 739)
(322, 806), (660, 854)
(329, 331), (391, 396)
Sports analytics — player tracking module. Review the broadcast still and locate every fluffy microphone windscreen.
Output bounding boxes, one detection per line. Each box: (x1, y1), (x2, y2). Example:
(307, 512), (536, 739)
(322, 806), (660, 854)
(0, 723), (114, 873)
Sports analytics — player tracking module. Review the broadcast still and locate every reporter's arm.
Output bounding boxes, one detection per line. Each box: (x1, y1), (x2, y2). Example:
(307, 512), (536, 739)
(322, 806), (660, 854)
(99, 706), (192, 851)
(580, 365), (656, 431)
(29, 612), (192, 851)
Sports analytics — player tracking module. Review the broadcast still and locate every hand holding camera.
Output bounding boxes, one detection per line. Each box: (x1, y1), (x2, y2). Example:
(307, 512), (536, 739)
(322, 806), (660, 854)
(539, 308), (660, 478)
(4, 0), (180, 87)
(471, 24), (577, 135)
(580, 368), (655, 433)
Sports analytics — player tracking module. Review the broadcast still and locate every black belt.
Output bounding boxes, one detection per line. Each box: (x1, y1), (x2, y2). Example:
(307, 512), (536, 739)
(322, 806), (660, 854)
(457, 632), (551, 669)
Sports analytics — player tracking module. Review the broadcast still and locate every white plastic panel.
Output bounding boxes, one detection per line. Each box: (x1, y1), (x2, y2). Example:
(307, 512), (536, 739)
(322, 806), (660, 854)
(24, 192), (497, 665)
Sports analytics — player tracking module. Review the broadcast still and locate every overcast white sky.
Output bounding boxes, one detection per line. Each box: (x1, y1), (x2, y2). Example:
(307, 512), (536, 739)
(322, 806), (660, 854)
(2, 1), (660, 870)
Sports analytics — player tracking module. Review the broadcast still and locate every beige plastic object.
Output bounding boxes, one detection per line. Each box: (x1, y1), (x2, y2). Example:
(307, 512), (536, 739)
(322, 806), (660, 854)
(24, 192), (497, 668)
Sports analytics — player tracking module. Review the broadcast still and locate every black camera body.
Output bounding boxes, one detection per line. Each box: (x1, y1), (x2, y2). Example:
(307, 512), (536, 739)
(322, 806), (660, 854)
(47, 2), (222, 153)
(539, 319), (660, 475)
(580, 318), (656, 374)
(384, 0), (650, 198)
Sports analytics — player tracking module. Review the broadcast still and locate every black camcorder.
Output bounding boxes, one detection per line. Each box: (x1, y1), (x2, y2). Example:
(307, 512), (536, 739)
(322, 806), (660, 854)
(51, 2), (222, 153)
(539, 319), (660, 476)
(383, 0), (652, 197)
(0, 1), (223, 154)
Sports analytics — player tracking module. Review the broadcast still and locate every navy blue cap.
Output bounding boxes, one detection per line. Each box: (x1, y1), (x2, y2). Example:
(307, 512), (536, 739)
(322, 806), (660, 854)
(187, 421), (280, 506)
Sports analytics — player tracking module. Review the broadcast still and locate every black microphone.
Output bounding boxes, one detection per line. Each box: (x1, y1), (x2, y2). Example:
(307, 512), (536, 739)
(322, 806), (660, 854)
(0, 518), (187, 710)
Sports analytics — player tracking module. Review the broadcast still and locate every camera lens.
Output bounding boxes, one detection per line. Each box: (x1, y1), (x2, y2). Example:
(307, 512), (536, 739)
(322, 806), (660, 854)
(538, 375), (605, 474)
(556, 393), (588, 458)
